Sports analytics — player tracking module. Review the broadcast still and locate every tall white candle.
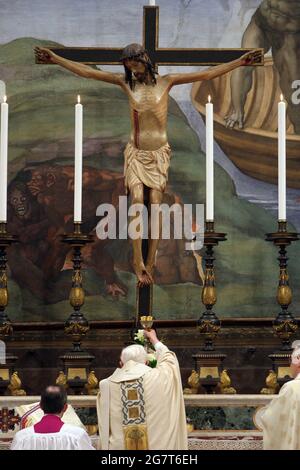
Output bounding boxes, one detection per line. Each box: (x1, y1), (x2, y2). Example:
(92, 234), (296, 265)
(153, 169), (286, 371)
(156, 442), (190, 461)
(0, 95), (8, 223)
(206, 95), (214, 221)
(74, 95), (83, 223)
(278, 94), (286, 221)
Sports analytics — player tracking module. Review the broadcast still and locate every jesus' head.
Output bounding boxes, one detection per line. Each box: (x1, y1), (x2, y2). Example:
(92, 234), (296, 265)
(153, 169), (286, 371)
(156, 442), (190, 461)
(121, 43), (157, 89)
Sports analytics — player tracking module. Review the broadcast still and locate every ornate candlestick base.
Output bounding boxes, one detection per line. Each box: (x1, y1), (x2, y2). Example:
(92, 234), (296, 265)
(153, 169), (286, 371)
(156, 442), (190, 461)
(57, 351), (96, 395)
(59, 223), (97, 394)
(191, 352), (226, 394)
(186, 221), (235, 394)
(263, 220), (299, 389)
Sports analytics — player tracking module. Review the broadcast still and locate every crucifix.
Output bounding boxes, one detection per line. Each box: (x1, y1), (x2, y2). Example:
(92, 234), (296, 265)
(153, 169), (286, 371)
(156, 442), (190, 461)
(35, 5), (263, 321)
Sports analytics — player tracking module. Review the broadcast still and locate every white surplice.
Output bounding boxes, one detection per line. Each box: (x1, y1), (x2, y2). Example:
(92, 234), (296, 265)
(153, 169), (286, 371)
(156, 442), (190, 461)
(15, 403), (85, 430)
(97, 342), (188, 450)
(11, 424), (94, 450)
(261, 373), (300, 450)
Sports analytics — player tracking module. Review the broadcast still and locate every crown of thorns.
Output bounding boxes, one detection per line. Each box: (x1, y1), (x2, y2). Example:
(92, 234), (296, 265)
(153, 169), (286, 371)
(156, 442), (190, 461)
(120, 44), (150, 63)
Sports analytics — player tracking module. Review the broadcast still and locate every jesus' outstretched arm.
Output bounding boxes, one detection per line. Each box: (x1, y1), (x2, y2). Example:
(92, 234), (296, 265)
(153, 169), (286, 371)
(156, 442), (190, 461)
(34, 47), (125, 87)
(165, 49), (263, 87)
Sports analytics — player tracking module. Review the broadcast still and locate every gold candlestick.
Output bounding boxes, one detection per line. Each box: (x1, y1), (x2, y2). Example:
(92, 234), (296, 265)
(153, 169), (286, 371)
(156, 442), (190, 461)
(59, 222), (96, 394)
(62, 222), (94, 352)
(197, 221), (226, 351)
(0, 223), (17, 338)
(186, 221), (236, 394)
(263, 220), (299, 389)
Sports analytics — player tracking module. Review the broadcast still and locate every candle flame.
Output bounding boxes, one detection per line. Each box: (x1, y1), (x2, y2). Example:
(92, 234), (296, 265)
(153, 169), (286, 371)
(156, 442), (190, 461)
(77, 95), (81, 104)
(280, 93), (284, 102)
(208, 95), (211, 103)
(3, 95), (7, 103)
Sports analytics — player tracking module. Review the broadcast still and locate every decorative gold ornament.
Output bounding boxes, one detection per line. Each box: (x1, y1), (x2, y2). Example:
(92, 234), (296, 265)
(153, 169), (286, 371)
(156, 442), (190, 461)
(0, 322), (13, 337)
(201, 269), (217, 307)
(273, 320), (298, 342)
(198, 320), (220, 336)
(69, 286), (85, 308)
(277, 270), (292, 306)
(219, 369), (237, 394)
(56, 371), (68, 388)
(0, 288), (8, 308)
(186, 422), (194, 433)
(86, 424), (98, 436)
(65, 322), (89, 337)
(260, 370), (280, 395)
(124, 424), (148, 450)
(85, 370), (99, 395)
(0, 272), (8, 308)
(72, 270), (82, 285)
(7, 372), (26, 396)
(184, 369), (200, 394)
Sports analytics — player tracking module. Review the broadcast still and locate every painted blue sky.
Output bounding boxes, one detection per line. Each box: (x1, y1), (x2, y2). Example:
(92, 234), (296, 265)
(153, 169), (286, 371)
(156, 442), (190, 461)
(0, 0), (261, 48)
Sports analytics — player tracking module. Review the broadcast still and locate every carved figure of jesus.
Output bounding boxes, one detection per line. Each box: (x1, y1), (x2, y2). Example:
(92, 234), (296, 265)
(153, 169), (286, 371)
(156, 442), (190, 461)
(35, 44), (260, 286)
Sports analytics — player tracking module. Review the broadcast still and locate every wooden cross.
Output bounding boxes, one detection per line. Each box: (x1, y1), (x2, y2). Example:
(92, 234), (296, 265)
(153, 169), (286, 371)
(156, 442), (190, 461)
(36, 5), (262, 318)
(37, 6), (263, 67)
(0, 407), (20, 433)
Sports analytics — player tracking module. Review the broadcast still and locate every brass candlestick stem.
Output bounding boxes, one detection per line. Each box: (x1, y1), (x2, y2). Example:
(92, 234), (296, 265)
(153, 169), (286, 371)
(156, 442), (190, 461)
(59, 222), (96, 394)
(262, 220), (299, 390)
(0, 223), (17, 338)
(265, 221), (299, 351)
(197, 221), (227, 351)
(187, 221), (233, 395)
(62, 223), (94, 353)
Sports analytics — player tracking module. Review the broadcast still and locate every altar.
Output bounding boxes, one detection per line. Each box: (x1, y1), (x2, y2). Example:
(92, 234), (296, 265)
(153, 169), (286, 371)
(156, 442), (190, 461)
(0, 394), (270, 451)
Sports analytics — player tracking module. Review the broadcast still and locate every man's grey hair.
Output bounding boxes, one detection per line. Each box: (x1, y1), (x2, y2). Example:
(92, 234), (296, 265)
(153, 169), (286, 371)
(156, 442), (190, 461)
(291, 344), (300, 366)
(121, 344), (147, 365)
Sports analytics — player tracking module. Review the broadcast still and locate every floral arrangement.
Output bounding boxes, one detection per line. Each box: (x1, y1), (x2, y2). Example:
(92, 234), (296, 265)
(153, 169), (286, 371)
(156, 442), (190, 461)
(133, 329), (157, 368)
(134, 329), (146, 346)
(146, 353), (157, 369)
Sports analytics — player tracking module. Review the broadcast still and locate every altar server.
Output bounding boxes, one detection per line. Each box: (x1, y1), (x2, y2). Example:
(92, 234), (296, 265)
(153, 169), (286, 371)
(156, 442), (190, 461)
(11, 385), (94, 450)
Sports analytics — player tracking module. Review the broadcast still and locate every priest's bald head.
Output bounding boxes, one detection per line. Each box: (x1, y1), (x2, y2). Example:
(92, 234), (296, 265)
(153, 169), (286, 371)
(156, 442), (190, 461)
(120, 344), (147, 367)
(40, 385), (67, 417)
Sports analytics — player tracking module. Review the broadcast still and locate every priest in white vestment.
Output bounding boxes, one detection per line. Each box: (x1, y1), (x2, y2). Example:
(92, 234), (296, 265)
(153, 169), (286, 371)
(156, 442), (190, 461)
(97, 329), (188, 450)
(260, 345), (300, 450)
(11, 385), (94, 450)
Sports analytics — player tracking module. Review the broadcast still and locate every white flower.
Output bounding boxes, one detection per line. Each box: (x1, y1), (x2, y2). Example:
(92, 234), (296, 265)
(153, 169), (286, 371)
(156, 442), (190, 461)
(134, 329), (145, 345)
(147, 353), (156, 362)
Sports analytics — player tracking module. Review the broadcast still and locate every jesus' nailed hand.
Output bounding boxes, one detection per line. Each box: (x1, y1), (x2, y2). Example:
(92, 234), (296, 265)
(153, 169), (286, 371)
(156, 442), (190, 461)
(34, 44), (263, 287)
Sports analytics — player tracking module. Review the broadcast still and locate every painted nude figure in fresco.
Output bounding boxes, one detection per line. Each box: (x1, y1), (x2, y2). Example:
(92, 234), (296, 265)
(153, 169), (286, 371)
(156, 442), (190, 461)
(35, 44), (260, 286)
(225, 0), (300, 133)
